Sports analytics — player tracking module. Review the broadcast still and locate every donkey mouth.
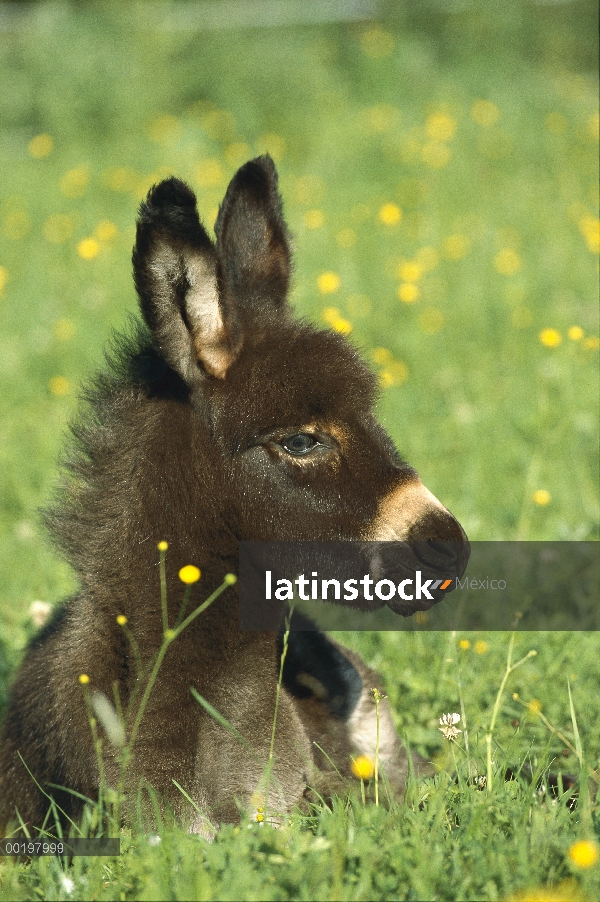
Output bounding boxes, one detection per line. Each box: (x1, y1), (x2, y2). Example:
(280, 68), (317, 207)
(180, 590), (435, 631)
(368, 538), (471, 618)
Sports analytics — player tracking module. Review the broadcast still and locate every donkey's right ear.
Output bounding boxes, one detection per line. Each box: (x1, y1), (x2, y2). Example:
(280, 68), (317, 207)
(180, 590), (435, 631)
(133, 178), (239, 383)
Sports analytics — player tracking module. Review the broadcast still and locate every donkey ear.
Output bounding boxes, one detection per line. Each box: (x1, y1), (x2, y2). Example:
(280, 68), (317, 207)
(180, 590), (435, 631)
(133, 178), (238, 382)
(214, 155), (291, 309)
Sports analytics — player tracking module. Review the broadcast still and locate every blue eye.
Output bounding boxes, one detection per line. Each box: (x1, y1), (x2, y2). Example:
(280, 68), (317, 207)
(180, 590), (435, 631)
(281, 434), (318, 455)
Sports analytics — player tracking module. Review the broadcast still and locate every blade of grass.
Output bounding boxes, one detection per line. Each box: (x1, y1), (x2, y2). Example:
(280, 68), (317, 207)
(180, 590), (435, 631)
(190, 686), (256, 756)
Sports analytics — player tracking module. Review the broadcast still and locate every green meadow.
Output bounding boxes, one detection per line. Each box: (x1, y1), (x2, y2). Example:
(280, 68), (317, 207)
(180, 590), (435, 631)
(0, 2), (598, 899)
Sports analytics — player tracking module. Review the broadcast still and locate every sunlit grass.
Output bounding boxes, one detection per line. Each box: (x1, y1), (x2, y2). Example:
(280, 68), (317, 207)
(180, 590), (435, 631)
(0, 3), (598, 899)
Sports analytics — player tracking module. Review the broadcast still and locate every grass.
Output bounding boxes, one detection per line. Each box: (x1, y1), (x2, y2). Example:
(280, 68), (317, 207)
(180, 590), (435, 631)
(0, 1), (598, 899)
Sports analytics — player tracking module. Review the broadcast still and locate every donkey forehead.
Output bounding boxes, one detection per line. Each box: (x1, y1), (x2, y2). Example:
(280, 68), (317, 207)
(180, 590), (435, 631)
(211, 325), (378, 435)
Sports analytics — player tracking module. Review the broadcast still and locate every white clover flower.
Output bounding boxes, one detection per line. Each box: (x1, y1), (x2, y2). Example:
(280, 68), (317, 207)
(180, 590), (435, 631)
(147, 834), (162, 846)
(439, 712), (462, 740)
(29, 600), (52, 629)
(60, 874), (75, 894)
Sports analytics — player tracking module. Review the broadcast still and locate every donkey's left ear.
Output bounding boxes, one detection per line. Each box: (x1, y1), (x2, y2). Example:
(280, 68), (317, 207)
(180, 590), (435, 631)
(215, 155), (291, 311)
(133, 178), (239, 382)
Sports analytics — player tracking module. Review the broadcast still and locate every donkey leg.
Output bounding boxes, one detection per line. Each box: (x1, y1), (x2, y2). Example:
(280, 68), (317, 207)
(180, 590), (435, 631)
(282, 629), (432, 803)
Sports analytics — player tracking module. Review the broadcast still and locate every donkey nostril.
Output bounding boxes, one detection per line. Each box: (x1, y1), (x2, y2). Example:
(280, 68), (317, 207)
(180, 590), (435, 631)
(427, 539), (457, 559)
(407, 510), (470, 575)
(412, 539), (460, 570)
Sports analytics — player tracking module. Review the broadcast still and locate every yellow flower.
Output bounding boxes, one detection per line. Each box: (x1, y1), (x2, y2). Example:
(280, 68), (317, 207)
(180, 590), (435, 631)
(459, 639), (470, 650)
(398, 283), (419, 303)
(257, 133), (286, 162)
(28, 133), (54, 158)
(179, 565), (201, 584)
(53, 319), (75, 341)
(539, 328), (562, 348)
(532, 489), (551, 506)
(322, 306), (352, 333)
(198, 108), (235, 142)
(146, 114), (180, 144)
(317, 272), (341, 294)
(421, 142), (451, 169)
(157, 540), (168, 552)
(94, 220), (118, 242)
(443, 234), (470, 260)
(78, 674), (90, 685)
(567, 326), (584, 341)
(48, 376), (71, 396)
(527, 698), (542, 714)
(194, 159), (225, 189)
(359, 27), (395, 59)
(578, 215), (600, 253)
(60, 166), (90, 198)
(332, 317), (352, 334)
(584, 336), (600, 350)
(474, 640), (488, 655)
(470, 100), (500, 127)
(568, 839), (599, 869)
(415, 246), (439, 271)
(351, 755), (375, 780)
(426, 112), (456, 142)
(398, 261), (423, 282)
(0, 266), (8, 294)
(77, 238), (100, 260)
(418, 308), (445, 334)
(372, 347), (392, 365)
(116, 615), (127, 626)
(224, 573), (237, 585)
(1, 210), (30, 240)
(380, 361), (408, 388)
(494, 248), (521, 276)
(105, 167), (138, 192)
(225, 142), (252, 168)
(378, 203), (402, 225)
(359, 104), (400, 134)
(304, 209), (325, 229)
(294, 174), (325, 205)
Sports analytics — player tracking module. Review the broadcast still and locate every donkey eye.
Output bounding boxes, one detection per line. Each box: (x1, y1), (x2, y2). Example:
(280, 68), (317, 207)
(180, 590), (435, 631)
(280, 433), (319, 455)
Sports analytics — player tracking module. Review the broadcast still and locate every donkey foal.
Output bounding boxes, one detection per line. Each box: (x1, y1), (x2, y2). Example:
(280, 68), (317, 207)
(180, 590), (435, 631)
(0, 156), (469, 834)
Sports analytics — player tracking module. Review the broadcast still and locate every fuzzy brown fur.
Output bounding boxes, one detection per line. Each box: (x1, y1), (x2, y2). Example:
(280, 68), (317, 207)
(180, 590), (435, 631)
(0, 156), (468, 835)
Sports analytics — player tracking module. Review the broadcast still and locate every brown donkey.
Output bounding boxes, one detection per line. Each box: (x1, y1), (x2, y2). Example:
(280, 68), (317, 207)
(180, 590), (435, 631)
(0, 156), (469, 834)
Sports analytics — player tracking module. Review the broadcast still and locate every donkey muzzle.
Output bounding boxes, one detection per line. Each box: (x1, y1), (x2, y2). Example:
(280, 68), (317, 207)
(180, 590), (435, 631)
(367, 479), (470, 616)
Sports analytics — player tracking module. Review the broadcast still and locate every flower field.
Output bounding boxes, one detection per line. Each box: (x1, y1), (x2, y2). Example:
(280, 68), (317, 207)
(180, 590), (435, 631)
(0, 2), (598, 899)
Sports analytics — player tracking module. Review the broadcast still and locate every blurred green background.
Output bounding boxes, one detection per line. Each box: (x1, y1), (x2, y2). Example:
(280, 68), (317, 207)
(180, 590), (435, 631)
(0, 1), (598, 664)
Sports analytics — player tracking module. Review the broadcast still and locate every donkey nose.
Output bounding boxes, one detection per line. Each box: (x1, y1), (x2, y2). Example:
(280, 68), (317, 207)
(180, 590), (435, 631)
(407, 508), (470, 576)
(367, 478), (470, 576)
